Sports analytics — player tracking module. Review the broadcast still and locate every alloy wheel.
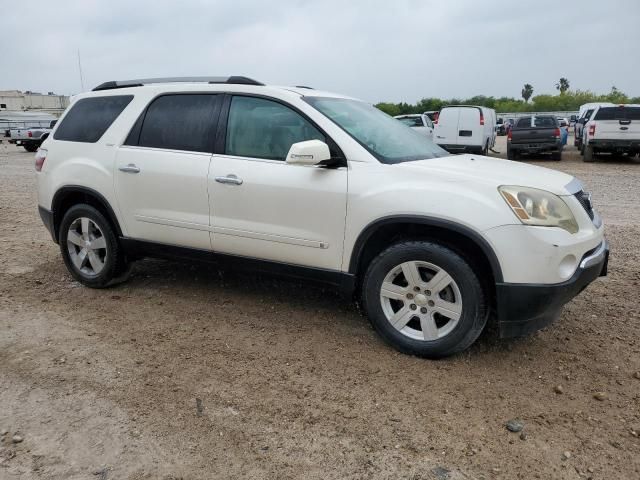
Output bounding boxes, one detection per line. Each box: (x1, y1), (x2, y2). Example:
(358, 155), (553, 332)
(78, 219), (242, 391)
(379, 261), (462, 341)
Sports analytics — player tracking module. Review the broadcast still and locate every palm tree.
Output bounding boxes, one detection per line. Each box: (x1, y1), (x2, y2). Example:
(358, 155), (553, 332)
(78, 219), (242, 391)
(521, 84), (534, 103)
(555, 78), (570, 94)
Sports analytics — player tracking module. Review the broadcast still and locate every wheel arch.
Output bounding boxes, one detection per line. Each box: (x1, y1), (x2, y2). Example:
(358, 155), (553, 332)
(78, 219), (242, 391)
(349, 216), (504, 286)
(51, 186), (123, 242)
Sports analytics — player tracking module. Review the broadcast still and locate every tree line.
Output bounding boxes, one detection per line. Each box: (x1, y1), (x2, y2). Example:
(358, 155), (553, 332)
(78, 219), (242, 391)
(375, 84), (639, 116)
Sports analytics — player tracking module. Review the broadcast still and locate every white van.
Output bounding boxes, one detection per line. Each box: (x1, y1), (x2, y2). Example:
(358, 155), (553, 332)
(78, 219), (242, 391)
(434, 105), (496, 155)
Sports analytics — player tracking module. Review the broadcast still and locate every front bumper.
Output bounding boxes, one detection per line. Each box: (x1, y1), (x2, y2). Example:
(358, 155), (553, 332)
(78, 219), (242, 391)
(496, 239), (609, 338)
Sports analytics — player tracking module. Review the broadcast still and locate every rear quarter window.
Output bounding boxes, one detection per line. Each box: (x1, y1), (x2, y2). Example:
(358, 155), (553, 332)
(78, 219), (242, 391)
(594, 107), (640, 121)
(53, 95), (133, 143)
(516, 117), (531, 128)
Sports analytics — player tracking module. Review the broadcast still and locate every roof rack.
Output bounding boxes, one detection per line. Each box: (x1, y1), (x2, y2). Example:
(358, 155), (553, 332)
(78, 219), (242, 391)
(294, 85), (314, 89)
(92, 76), (264, 91)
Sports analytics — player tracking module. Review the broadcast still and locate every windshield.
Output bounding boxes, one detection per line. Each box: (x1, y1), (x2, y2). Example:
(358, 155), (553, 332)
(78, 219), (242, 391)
(305, 97), (449, 164)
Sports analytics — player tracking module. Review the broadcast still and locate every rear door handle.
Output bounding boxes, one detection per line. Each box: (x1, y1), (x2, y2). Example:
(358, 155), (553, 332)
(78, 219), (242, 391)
(119, 164), (140, 173)
(215, 174), (243, 185)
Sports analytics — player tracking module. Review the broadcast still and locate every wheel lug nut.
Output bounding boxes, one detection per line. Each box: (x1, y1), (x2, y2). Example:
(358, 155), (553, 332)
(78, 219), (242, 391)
(420, 307), (428, 314)
(425, 290), (431, 296)
(414, 286), (421, 292)
(410, 304), (417, 310)
(406, 293), (414, 299)
(428, 300), (435, 307)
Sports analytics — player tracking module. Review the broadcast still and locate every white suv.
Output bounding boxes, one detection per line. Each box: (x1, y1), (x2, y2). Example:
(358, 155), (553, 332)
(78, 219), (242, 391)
(35, 76), (609, 358)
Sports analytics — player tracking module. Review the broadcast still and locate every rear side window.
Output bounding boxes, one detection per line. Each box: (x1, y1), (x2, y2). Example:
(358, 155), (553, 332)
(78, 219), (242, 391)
(225, 96), (324, 161)
(516, 117), (531, 128)
(594, 106), (640, 121)
(133, 94), (219, 152)
(54, 95), (133, 143)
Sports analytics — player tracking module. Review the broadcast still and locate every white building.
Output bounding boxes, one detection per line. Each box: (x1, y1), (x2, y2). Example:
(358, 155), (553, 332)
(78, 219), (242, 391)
(0, 90), (70, 116)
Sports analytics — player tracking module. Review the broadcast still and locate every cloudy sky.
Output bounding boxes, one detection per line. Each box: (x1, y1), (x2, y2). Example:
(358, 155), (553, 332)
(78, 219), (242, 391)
(3, 0), (639, 103)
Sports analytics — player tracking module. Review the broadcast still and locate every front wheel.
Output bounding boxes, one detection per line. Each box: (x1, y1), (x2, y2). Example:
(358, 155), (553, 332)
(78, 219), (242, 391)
(361, 241), (488, 358)
(59, 204), (130, 288)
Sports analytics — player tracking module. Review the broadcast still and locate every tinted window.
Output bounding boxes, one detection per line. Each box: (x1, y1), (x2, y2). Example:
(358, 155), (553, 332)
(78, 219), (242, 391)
(594, 106), (640, 121)
(516, 117), (531, 128)
(54, 95), (133, 143)
(533, 116), (557, 127)
(226, 96), (324, 161)
(135, 94), (218, 152)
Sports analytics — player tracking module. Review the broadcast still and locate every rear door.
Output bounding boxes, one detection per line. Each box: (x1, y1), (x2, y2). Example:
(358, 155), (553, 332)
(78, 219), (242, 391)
(115, 93), (220, 250)
(434, 107), (460, 145)
(457, 107), (482, 147)
(592, 106), (640, 140)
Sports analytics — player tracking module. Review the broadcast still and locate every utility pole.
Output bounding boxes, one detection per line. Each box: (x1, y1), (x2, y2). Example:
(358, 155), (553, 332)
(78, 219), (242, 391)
(77, 50), (85, 92)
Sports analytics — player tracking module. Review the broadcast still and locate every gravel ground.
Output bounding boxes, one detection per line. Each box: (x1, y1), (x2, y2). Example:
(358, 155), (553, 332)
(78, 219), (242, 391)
(1, 137), (639, 479)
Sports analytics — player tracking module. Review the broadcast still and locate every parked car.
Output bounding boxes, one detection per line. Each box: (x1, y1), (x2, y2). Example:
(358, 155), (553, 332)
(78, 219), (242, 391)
(582, 104), (640, 162)
(35, 76), (608, 358)
(507, 115), (563, 160)
(574, 103), (613, 149)
(394, 114), (434, 140)
(433, 105), (497, 155)
(496, 118), (506, 136)
(9, 120), (57, 152)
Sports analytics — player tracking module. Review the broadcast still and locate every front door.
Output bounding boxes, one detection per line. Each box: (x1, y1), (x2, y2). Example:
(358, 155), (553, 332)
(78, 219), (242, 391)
(209, 95), (348, 271)
(115, 94), (220, 250)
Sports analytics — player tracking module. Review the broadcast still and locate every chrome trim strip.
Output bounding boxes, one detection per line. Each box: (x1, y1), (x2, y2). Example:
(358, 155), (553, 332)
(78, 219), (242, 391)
(580, 239), (608, 269)
(213, 226), (327, 249)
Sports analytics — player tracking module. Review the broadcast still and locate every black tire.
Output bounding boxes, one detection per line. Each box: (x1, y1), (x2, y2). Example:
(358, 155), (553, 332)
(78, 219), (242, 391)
(361, 241), (488, 358)
(24, 143), (39, 152)
(507, 146), (517, 160)
(583, 145), (595, 163)
(551, 150), (562, 161)
(59, 204), (130, 288)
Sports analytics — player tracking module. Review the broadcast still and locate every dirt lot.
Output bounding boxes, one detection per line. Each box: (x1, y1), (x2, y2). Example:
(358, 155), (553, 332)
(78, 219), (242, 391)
(1, 137), (639, 479)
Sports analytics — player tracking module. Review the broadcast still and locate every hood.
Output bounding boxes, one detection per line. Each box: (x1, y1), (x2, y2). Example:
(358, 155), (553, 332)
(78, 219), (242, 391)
(398, 154), (579, 196)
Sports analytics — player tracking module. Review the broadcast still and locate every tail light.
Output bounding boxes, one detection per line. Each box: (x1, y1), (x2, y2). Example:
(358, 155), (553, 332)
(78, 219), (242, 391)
(27, 131), (33, 137)
(35, 149), (47, 172)
(507, 129), (512, 141)
(588, 124), (596, 136)
(554, 128), (561, 139)
(479, 111), (485, 125)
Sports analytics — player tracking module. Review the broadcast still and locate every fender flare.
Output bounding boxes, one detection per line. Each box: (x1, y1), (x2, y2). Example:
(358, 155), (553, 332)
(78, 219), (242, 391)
(348, 215), (503, 283)
(51, 185), (123, 240)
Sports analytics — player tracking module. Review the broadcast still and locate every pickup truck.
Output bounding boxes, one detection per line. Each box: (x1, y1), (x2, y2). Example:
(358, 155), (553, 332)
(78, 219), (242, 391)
(9, 121), (57, 152)
(582, 104), (640, 162)
(507, 115), (562, 161)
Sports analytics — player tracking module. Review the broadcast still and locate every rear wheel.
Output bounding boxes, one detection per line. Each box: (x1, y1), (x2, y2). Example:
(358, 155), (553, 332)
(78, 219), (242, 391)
(59, 204), (130, 288)
(583, 145), (595, 162)
(551, 150), (562, 161)
(361, 241), (488, 358)
(507, 146), (517, 160)
(24, 143), (39, 152)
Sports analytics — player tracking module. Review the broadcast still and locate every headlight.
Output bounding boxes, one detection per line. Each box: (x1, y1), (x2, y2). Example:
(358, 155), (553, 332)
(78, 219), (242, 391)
(498, 186), (579, 234)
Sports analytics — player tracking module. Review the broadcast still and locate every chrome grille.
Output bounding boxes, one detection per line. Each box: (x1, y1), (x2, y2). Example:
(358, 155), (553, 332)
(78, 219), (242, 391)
(574, 190), (595, 220)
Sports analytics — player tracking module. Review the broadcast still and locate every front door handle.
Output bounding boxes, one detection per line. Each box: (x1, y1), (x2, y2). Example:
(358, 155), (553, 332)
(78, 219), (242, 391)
(215, 174), (243, 186)
(119, 164), (140, 174)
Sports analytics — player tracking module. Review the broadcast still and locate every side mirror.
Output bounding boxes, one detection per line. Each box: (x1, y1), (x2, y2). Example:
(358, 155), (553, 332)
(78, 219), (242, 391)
(286, 140), (331, 166)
